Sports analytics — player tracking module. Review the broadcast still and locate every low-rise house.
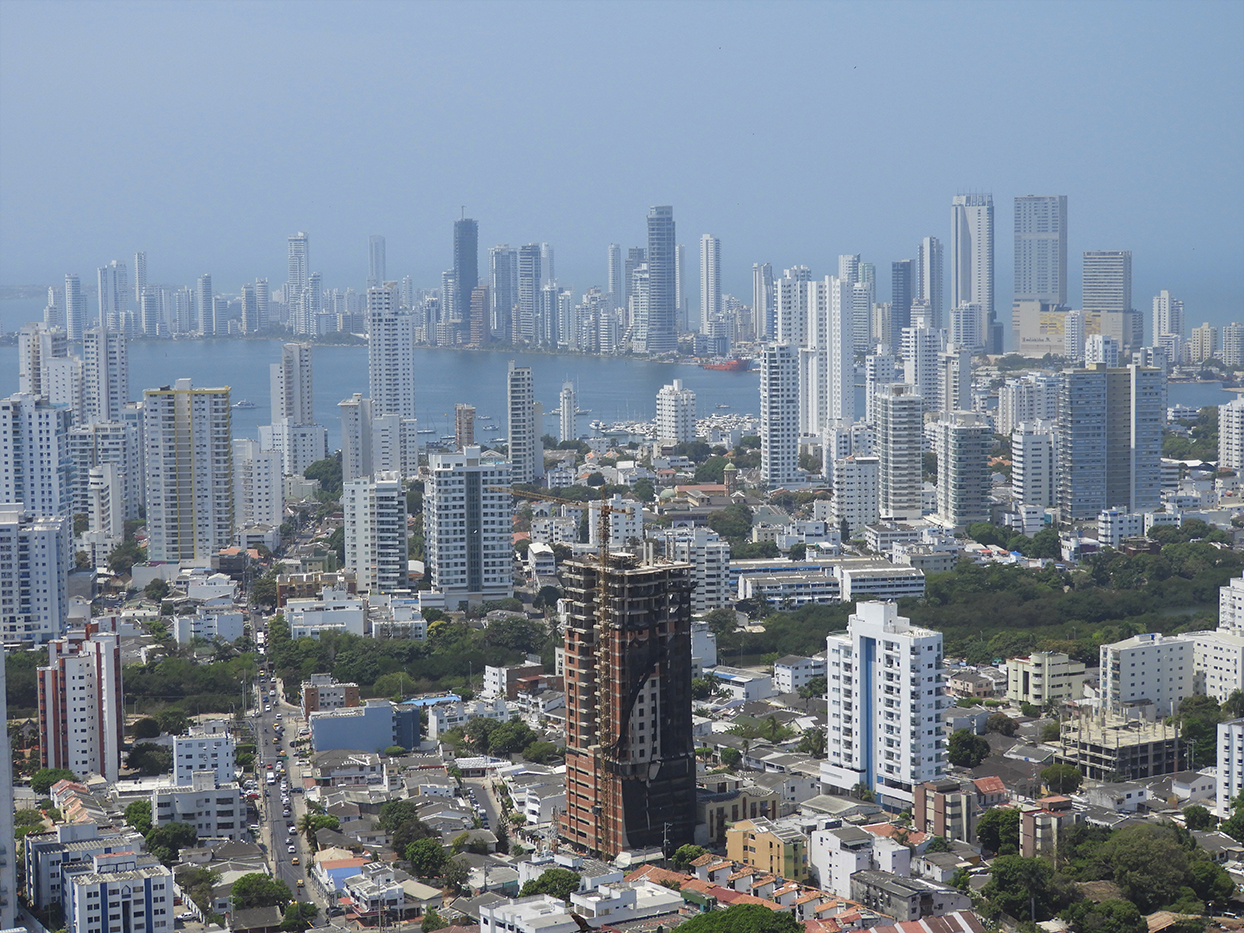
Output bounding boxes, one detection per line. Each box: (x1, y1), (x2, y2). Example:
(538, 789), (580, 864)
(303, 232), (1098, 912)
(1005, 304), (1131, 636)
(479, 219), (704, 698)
(310, 750), (386, 787)
(849, 871), (972, 921)
(809, 825), (910, 897)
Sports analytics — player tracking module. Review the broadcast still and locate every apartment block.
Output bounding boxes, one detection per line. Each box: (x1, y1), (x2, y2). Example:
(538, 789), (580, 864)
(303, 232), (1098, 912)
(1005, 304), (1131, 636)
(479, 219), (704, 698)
(151, 771), (243, 841)
(38, 628), (123, 782)
(1100, 632), (1192, 717)
(301, 672), (361, 718)
(1006, 651), (1086, 708)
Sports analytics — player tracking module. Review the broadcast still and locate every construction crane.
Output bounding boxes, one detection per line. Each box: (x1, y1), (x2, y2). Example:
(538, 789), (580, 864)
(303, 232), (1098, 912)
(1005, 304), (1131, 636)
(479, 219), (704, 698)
(490, 486), (624, 855)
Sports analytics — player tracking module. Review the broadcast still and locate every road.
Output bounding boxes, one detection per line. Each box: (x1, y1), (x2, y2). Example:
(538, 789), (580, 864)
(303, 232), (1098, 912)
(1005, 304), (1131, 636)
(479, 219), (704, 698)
(249, 612), (318, 905)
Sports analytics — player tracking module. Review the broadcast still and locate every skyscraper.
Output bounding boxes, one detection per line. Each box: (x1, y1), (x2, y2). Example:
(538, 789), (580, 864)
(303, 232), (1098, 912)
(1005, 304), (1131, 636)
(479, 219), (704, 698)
(64, 273), (87, 342)
(338, 394), (374, 483)
(288, 231), (310, 297)
(624, 247), (646, 312)
(454, 403), (475, 451)
(951, 193), (996, 352)
(876, 383), (924, 521)
(1, 393), (74, 516)
(366, 283), (416, 419)
(271, 342), (315, 425)
(560, 553), (695, 858)
(1083, 251), (1138, 348)
(507, 361), (541, 484)
(639, 205), (677, 354)
(454, 218), (479, 323)
(255, 278), (270, 332)
(241, 283), (258, 333)
(97, 260), (128, 331)
(196, 274), (213, 337)
(139, 286), (161, 336)
(143, 379), (233, 561)
(799, 277), (854, 437)
(0, 505), (70, 643)
(760, 343), (800, 487)
(38, 628), (124, 782)
(752, 262), (775, 340)
(490, 246), (519, 340)
(822, 601), (946, 808)
(890, 260), (913, 350)
(0, 645), (14, 928)
(232, 439), (283, 530)
(675, 242), (688, 332)
(343, 471), (407, 594)
(775, 266), (812, 346)
(368, 235), (386, 289)
(559, 382), (576, 444)
(699, 234), (721, 333)
(424, 448), (513, 605)
(83, 328), (129, 424)
(933, 411), (991, 529)
(1013, 196), (1068, 305)
(516, 244), (541, 344)
(916, 237), (944, 328)
(540, 242), (555, 288)
(18, 322), (67, 398)
(1153, 289), (1184, 342)
(608, 243), (623, 311)
(133, 250), (147, 308)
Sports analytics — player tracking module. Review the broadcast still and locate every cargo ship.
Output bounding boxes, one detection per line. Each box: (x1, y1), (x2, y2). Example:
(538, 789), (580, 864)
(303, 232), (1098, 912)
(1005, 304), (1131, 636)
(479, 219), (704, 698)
(700, 357), (752, 372)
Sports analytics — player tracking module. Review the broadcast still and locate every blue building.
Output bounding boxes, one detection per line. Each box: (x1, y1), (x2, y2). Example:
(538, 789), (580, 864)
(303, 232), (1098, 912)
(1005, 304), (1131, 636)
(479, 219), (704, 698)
(309, 699), (420, 753)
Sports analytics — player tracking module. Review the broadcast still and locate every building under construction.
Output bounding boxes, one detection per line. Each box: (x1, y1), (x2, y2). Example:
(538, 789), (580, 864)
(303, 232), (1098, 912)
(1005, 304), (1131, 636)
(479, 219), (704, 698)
(1055, 713), (1181, 781)
(559, 554), (697, 859)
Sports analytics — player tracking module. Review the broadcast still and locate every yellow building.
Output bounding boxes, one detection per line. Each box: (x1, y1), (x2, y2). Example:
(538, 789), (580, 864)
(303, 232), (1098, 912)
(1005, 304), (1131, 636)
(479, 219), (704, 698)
(725, 818), (809, 882)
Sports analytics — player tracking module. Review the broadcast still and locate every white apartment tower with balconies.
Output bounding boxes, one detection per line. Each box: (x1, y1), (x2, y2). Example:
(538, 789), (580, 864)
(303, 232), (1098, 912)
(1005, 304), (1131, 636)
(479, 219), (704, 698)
(424, 448), (514, 606)
(876, 384), (924, 522)
(760, 343), (800, 488)
(822, 601), (946, 809)
(656, 379), (697, 446)
(343, 471), (407, 594)
(0, 505), (71, 644)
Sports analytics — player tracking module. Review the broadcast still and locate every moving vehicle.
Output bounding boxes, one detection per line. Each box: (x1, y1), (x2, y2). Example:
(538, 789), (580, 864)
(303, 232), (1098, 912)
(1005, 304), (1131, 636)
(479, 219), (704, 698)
(296, 879), (304, 889)
(291, 856), (299, 865)
(287, 843), (296, 853)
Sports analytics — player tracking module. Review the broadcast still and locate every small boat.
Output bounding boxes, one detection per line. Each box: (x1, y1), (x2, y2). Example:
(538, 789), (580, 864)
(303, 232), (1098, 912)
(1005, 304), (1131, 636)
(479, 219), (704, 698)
(416, 428), (435, 435)
(715, 403), (730, 409)
(234, 399), (256, 409)
(576, 408), (591, 414)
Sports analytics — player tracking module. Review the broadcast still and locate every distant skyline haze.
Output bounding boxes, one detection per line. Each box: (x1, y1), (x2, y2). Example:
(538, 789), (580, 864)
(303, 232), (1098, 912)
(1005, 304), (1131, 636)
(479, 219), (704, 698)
(1, 0), (1241, 328)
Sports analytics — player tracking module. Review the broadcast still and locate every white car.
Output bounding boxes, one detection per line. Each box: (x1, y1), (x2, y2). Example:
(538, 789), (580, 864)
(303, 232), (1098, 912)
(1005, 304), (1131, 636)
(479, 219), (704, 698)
(264, 704), (271, 712)
(287, 843), (296, 853)
(288, 825), (298, 835)
(177, 912), (196, 922)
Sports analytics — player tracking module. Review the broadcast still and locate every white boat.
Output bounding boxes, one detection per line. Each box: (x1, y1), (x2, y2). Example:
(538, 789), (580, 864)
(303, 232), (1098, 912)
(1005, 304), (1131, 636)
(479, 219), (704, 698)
(234, 399), (256, 409)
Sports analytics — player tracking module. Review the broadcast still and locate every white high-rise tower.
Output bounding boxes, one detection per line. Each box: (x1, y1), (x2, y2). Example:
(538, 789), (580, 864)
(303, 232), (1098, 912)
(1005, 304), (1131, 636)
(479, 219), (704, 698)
(366, 283), (416, 419)
(83, 328), (129, 424)
(559, 382), (576, 444)
(656, 379), (697, 446)
(760, 343), (800, 487)
(877, 383), (924, 522)
(951, 193), (996, 352)
(916, 237), (944, 329)
(699, 234), (721, 333)
(507, 361), (541, 484)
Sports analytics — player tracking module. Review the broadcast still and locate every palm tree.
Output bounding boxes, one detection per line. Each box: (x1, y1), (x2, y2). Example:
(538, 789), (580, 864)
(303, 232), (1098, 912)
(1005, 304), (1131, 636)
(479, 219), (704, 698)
(298, 812), (322, 851)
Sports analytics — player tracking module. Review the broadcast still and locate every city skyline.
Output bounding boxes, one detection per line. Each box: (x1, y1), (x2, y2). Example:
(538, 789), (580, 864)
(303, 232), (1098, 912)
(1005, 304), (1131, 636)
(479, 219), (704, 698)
(1, 2), (1240, 327)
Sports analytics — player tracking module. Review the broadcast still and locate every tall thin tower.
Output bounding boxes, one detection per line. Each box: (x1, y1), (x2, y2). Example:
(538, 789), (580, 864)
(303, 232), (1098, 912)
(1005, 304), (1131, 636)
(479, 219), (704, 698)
(699, 234), (721, 334)
(916, 237), (944, 329)
(607, 244), (623, 311)
(454, 218), (479, 324)
(288, 232), (310, 296)
(951, 194), (996, 352)
(366, 283), (415, 419)
(368, 235), (386, 289)
(641, 206), (677, 354)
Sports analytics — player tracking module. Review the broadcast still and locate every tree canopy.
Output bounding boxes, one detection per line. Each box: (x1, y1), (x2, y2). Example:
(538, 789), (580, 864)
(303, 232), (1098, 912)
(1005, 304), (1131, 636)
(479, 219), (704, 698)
(518, 867), (582, 901)
(675, 904), (804, 933)
(232, 873), (293, 911)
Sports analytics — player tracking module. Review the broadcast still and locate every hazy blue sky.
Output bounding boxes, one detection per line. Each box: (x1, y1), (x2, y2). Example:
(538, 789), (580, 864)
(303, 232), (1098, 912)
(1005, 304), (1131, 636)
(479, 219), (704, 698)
(2, 0), (1241, 328)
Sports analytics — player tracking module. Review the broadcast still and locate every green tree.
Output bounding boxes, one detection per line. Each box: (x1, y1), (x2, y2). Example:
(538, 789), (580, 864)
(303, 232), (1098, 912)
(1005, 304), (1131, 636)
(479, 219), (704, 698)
(298, 812), (340, 851)
(986, 712), (1018, 736)
(707, 503), (753, 540)
(421, 908), (448, 932)
(406, 837), (448, 878)
(146, 821), (198, 865)
(303, 455), (343, 496)
(252, 573), (278, 609)
(279, 902), (319, 933)
(31, 767), (78, 795)
(1188, 858), (1234, 908)
(231, 872), (293, 910)
(127, 742), (173, 775)
(1041, 763), (1083, 794)
(1098, 824), (1191, 913)
(1182, 804), (1215, 831)
(518, 867), (582, 901)
(1176, 693), (1223, 766)
(671, 844), (708, 871)
(156, 709), (191, 735)
(131, 717), (161, 739)
(796, 728), (826, 759)
(720, 747), (742, 768)
(797, 675), (827, 699)
(977, 807), (1021, 855)
(108, 539), (147, 574)
(981, 854), (1074, 921)
(1030, 525), (1062, 559)
(1061, 898), (1145, 933)
(924, 836), (952, 853)
(522, 741), (560, 764)
(947, 729), (990, 767)
(124, 799), (153, 834)
(674, 903), (803, 933)
(1040, 721), (1061, 743)
(144, 578), (170, 602)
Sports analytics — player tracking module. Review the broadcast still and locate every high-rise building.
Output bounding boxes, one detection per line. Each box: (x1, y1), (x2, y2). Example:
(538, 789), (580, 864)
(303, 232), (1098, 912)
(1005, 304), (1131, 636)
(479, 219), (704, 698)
(775, 266), (812, 346)
(890, 260), (913, 350)
(0, 645), (14, 927)
(607, 243), (623, 311)
(469, 284), (491, 346)
(507, 361), (541, 485)
(0, 505), (71, 644)
(656, 379), (696, 446)
(38, 627), (124, 782)
(288, 231), (310, 297)
(1190, 322), (1219, 363)
(255, 278), (270, 331)
(454, 403), (475, 451)
(133, 250), (147, 307)
(232, 439), (283, 530)
(64, 274), (88, 342)
(138, 286), (160, 336)
(916, 237), (944, 329)
(876, 383), (924, 522)
(1152, 289), (1184, 342)
(752, 262), (776, 340)
(937, 344), (972, 415)
(240, 282), (258, 333)
(700, 234), (721, 333)
(143, 379), (232, 561)
(830, 455), (881, 536)
(933, 411), (991, 529)
(760, 343), (800, 488)
(1013, 196), (1068, 318)
(97, 261), (128, 331)
(516, 244), (541, 344)
(196, 274), (213, 337)
(639, 205), (677, 354)
(68, 420), (142, 521)
(366, 283), (416, 419)
(338, 394), (374, 483)
(996, 373), (1059, 436)
(661, 527), (731, 613)
(1085, 334), (1121, 367)
(368, 235), (386, 289)
(454, 218), (479, 324)
(559, 382), (576, 444)
(424, 447), (513, 606)
(560, 554), (695, 858)
(624, 247), (646, 312)
(490, 245), (519, 340)
(1057, 363), (1164, 520)
(270, 342), (314, 425)
(343, 471), (407, 594)
(1220, 399), (1244, 473)
(18, 322), (68, 398)
(1083, 250), (1139, 349)
(1221, 324), (1244, 369)
(675, 242), (688, 332)
(172, 727), (236, 787)
(864, 350), (899, 425)
(83, 328), (128, 424)
(799, 277), (854, 436)
(822, 601), (947, 809)
(1, 393), (74, 516)
(1011, 421), (1056, 508)
(902, 325), (946, 412)
(951, 194), (996, 352)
